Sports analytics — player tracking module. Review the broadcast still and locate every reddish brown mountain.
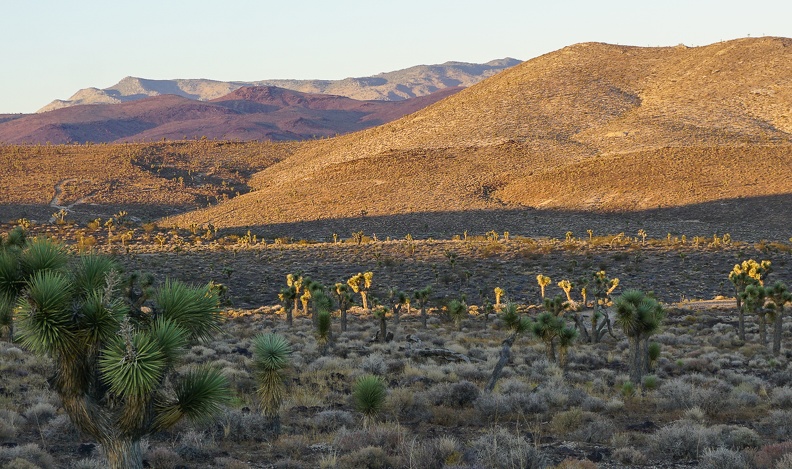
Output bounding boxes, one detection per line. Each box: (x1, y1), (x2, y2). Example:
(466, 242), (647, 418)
(0, 86), (462, 144)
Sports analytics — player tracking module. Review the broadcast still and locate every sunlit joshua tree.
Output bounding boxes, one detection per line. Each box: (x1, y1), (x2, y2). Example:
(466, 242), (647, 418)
(729, 260), (771, 341)
(537, 274), (552, 300)
(333, 282), (353, 332)
(493, 287), (505, 311)
(347, 272), (373, 310)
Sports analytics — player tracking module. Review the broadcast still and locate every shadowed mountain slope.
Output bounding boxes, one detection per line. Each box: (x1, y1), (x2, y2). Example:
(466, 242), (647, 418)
(166, 37), (792, 237)
(0, 86), (461, 144)
(37, 59), (521, 112)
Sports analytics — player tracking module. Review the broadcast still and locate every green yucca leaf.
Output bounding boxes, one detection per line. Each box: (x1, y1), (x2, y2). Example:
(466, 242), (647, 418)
(352, 374), (387, 418)
(558, 326), (578, 347)
(15, 271), (75, 355)
(4, 226), (27, 248)
(74, 254), (121, 298)
(20, 238), (68, 277)
(150, 317), (189, 364)
(77, 290), (126, 345)
(99, 331), (165, 397)
(156, 366), (229, 429)
(0, 250), (22, 297)
(252, 333), (292, 372)
(156, 279), (221, 341)
(0, 294), (13, 330)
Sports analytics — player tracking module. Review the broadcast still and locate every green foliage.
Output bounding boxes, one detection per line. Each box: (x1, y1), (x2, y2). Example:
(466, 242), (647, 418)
(648, 342), (662, 363)
(74, 255), (121, 298)
(500, 303), (531, 335)
(15, 271), (76, 354)
(156, 366), (230, 429)
(99, 329), (166, 398)
(352, 374), (387, 422)
(447, 298), (467, 328)
(156, 280), (221, 341)
(19, 237), (68, 277)
(252, 333), (292, 417)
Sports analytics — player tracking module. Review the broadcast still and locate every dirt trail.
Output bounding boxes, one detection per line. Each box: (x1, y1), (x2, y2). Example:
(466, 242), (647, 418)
(49, 178), (99, 219)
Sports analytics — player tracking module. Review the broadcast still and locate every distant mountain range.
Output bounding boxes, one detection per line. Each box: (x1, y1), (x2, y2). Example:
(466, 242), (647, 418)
(0, 85), (463, 144)
(37, 58), (521, 112)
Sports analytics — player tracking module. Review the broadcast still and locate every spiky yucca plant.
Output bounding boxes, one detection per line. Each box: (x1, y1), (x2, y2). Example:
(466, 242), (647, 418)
(333, 282), (353, 332)
(414, 286), (432, 328)
(13, 249), (229, 469)
(252, 333), (292, 433)
(352, 374), (387, 426)
(447, 298), (467, 331)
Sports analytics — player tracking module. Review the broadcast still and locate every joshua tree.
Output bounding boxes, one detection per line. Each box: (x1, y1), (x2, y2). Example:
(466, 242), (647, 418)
(387, 287), (407, 325)
(333, 283), (353, 332)
(613, 289), (665, 385)
(729, 259), (771, 341)
(741, 284), (768, 347)
(493, 287), (505, 311)
(485, 303), (531, 392)
(252, 333), (292, 434)
(347, 271), (373, 310)
(447, 297), (467, 331)
(398, 291), (410, 323)
(531, 312), (570, 362)
(352, 375), (387, 427)
(316, 308), (332, 354)
(557, 326), (578, 368)
(767, 281), (792, 356)
(537, 274), (552, 300)
(278, 287), (297, 327)
(572, 270), (619, 344)
(558, 280), (576, 306)
(0, 234), (69, 341)
(414, 286), (433, 328)
(372, 303), (390, 343)
(14, 250), (229, 469)
(543, 294), (568, 317)
(285, 273), (304, 320)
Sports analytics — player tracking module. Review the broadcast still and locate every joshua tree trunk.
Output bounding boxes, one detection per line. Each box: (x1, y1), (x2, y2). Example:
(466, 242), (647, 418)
(758, 310), (767, 347)
(486, 334), (516, 392)
(420, 306), (427, 328)
(546, 339), (556, 362)
(559, 346), (569, 368)
(773, 308), (783, 356)
(361, 292), (369, 310)
(591, 308), (600, 344)
(104, 438), (143, 469)
(738, 308), (746, 341)
(286, 307), (293, 327)
(629, 336), (643, 385)
(293, 299), (300, 319)
(573, 314), (591, 343)
(641, 338), (650, 375)
(340, 306), (348, 332)
(393, 305), (400, 325)
(378, 316), (387, 344)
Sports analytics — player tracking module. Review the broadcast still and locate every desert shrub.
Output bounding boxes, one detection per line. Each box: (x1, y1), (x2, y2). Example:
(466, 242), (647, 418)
(581, 396), (606, 412)
(70, 457), (106, 469)
(426, 380), (479, 407)
(0, 418), (16, 439)
(657, 377), (723, 414)
(334, 423), (406, 454)
(384, 387), (432, 423)
(772, 386), (792, 409)
(653, 421), (723, 459)
(555, 458), (597, 469)
(570, 417), (615, 444)
(749, 441), (792, 468)
(23, 402), (56, 424)
(218, 408), (276, 442)
(700, 447), (749, 469)
(551, 408), (584, 435)
(0, 443), (55, 469)
(146, 447), (183, 469)
(612, 447), (647, 465)
(404, 435), (462, 469)
(778, 454), (792, 469)
(337, 446), (394, 469)
(474, 392), (548, 421)
(41, 413), (79, 442)
(726, 426), (762, 449)
(472, 426), (548, 469)
(361, 353), (387, 375)
(310, 410), (355, 433)
(761, 410), (792, 439)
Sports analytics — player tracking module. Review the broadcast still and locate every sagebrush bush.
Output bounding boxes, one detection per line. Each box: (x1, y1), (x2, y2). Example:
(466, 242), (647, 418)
(772, 386), (792, 409)
(361, 353), (387, 375)
(700, 447), (749, 469)
(0, 443), (55, 469)
(612, 447), (647, 465)
(472, 426), (548, 469)
(653, 421), (723, 459)
(146, 447), (183, 469)
(310, 409), (355, 433)
(426, 380), (479, 407)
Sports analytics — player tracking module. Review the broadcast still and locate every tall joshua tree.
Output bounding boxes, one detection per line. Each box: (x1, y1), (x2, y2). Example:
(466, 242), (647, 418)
(414, 286), (432, 328)
(485, 303), (531, 392)
(572, 270), (619, 344)
(333, 283), (353, 332)
(741, 284), (768, 347)
(614, 289), (665, 385)
(537, 274), (552, 300)
(729, 260), (771, 341)
(14, 250), (229, 469)
(348, 272), (373, 310)
(767, 281), (792, 356)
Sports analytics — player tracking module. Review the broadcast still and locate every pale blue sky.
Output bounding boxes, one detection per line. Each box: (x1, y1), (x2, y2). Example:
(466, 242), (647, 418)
(1, 0), (790, 113)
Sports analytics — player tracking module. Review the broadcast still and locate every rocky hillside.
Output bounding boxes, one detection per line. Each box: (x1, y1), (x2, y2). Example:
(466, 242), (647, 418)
(166, 37), (792, 240)
(37, 58), (520, 112)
